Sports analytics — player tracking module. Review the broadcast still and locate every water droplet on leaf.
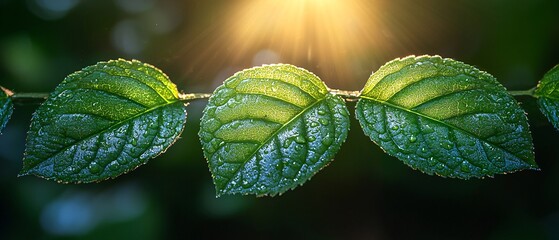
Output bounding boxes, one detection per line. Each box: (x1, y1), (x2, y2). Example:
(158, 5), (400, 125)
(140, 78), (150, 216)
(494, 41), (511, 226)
(428, 157), (437, 166)
(282, 139), (293, 148)
(441, 142), (453, 150)
(460, 161), (471, 173)
(108, 162), (119, 171)
(117, 157), (128, 165)
(88, 162), (101, 174)
(423, 124), (434, 134)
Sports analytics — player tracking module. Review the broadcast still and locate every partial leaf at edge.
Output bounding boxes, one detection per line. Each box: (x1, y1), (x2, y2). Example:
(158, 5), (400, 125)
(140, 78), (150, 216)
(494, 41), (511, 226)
(0, 87), (13, 134)
(356, 55), (537, 179)
(534, 64), (559, 130)
(199, 64), (350, 197)
(20, 59), (187, 183)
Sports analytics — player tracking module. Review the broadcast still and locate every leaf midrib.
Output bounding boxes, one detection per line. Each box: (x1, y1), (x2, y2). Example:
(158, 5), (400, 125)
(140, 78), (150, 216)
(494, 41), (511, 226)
(219, 96), (326, 191)
(359, 95), (531, 164)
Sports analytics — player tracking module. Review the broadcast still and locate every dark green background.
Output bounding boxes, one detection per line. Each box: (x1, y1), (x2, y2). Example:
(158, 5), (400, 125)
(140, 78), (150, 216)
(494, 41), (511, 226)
(1, 0), (558, 239)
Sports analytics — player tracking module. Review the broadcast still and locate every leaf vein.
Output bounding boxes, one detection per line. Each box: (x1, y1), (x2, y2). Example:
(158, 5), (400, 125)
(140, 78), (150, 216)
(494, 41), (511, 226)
(221, 98), (325, 189)
(361, 96), (527, 165)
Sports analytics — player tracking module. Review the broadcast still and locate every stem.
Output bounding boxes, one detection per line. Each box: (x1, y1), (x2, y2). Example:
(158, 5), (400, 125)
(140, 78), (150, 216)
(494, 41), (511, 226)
(2, 86), (541, 105)
(10, 92), (50, 105)
(178, 93), (212, 101)
(328, 89), (360, 101)
(508, 87), (537, 97)
(5, 89), (363, 104)
(3, 86), (212, 105)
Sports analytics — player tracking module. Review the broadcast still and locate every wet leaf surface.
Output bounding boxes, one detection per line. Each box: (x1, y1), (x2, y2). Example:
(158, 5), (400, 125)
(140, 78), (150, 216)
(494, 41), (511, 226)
(200, 64), (349, 196)
(21, 59), (187, 183)
(356, 55), (537, 178)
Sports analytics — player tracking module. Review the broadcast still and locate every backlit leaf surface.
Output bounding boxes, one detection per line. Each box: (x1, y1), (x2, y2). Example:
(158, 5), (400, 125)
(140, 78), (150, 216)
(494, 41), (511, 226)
(356, 55), (536, 178)
(21, 59), (186, 183)
(199, 64), (349, 196)
(0, 87), (13, 134)
(534, 64), (559, 130)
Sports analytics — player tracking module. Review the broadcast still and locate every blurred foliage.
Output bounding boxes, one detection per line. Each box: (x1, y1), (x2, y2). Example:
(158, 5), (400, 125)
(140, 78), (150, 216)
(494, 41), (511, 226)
(0, 0), (558, 239)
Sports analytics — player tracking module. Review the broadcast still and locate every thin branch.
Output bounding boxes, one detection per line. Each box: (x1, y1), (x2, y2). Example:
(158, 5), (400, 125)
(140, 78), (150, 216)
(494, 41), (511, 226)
(178, 93), (212, 101)
(10, 92), (50, 105)
(328, 89), (360, 101)
(508, 87), (537, 98)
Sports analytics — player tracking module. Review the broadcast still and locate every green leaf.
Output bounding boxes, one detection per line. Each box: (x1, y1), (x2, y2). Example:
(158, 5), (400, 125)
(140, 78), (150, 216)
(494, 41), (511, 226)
(199, 64), (349, 197)
(355, 55), (536, 178)
(534, 64), (559, 130)
(20, 59), (187, 183)
(0, 87), (13, 134)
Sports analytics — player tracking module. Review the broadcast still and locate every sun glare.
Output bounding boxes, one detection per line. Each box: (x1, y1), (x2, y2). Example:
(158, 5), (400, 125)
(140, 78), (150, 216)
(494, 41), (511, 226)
(223, 0), (384, 87)
(176, 0), (442, 89)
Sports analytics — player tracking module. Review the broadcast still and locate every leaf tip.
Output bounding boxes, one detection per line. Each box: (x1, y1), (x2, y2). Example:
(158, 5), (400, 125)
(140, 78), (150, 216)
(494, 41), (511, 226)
(17, 169), (32, 178)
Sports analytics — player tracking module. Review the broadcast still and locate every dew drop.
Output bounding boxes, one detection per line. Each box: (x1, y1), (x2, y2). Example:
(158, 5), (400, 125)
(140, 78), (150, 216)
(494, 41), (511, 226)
(409, 135), (417, 143)
(295, 135), (306, 144)
(428, 157), (437, 166)
(282, 139), (293, 148)
(307, 135), (316, 142)
(108, 162), (119, 171)
(227, 99), (239, 108)
(422, 124), (434, 134)
(318, 110), (326, 115)
(310, 122), (319, 127)
(88, 162), (101, 174)
(230, 121), (241, 129)
(319, 118), (329, 126)
(282, 167), (297, 179)
(322, 137), (333, 146)
(224, 143), (231, 152)
(117, 157), (128, 165)
(441, 142), (453, 150)
(215, 156), (224, 165)
(338, 109), (349, 116)
(213, 89), (234, 106)
(460, 161), (471, 173)
(391, 125), (399, 130)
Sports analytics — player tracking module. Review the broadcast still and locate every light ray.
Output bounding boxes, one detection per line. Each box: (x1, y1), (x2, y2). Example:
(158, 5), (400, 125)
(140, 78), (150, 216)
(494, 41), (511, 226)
(173, 0), (446, 89)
